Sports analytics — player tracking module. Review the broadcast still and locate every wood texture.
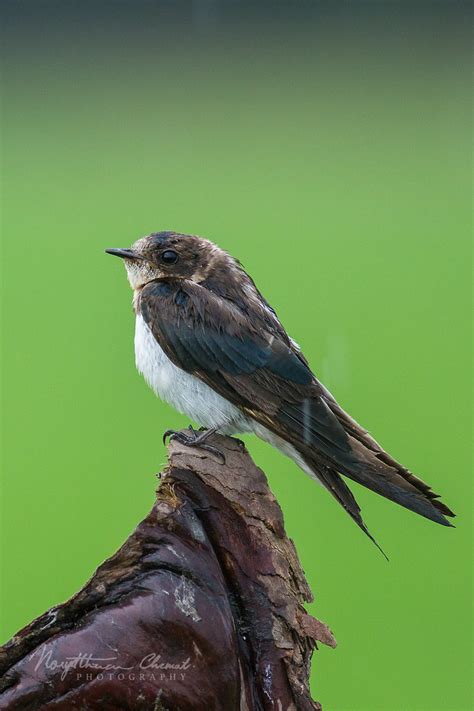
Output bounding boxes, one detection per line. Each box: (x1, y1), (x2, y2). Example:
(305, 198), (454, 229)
(0, 433), (336, 710)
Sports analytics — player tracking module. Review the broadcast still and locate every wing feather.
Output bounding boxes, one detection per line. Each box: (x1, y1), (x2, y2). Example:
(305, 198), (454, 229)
(138, 278), (454, 536)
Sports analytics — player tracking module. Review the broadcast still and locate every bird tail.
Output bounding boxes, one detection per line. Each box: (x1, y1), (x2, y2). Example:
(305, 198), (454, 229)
(318, 390), (456, 527)
(300, 453), (389, 559)
(256, 385), (455, 554)
(334, 440), (455, 529)
(284, 391), (455, 556)
(293, 424), (454, 560)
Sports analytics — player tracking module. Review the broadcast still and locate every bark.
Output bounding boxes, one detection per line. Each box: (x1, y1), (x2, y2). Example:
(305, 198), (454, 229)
(0, 433), (336, 710)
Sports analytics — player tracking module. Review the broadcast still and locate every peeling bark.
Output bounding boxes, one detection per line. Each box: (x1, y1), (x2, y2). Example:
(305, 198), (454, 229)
(0, 433), (336, 710)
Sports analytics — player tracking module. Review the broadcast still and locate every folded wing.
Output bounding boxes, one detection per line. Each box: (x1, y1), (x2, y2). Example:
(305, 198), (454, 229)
(139, 278), (454, 551)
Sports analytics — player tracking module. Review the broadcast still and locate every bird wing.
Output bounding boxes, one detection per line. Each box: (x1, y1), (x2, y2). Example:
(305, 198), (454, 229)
(138, 279), (350, 459)
(138, 278), (454, 548)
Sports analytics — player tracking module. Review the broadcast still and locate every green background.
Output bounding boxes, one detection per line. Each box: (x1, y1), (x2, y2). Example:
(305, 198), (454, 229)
(1, 2), (472, 709)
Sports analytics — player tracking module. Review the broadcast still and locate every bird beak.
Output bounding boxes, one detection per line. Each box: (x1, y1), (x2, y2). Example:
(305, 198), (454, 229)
(105, 248), (144, 261)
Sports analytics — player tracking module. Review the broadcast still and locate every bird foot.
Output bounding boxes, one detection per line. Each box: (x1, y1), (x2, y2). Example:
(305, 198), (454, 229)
(163, 426), (226, 464)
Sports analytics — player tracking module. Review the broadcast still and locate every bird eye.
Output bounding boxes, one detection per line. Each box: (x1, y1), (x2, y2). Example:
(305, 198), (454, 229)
(160, 249), (179, 265)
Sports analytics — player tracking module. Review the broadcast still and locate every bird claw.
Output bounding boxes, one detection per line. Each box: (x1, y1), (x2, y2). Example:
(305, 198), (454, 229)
(162, 427), (226, 464)
(162, 429), (176, 445)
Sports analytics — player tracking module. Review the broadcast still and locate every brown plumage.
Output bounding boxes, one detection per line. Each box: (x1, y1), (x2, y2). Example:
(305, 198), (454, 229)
(106, 231), (455, 555)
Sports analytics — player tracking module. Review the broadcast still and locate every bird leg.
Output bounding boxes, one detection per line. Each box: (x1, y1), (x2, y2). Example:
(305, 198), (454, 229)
(163, 425), (225, 463)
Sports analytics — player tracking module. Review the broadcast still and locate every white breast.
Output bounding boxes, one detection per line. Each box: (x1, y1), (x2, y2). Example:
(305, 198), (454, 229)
(134, 314), (252, 434)
(134, 315), (324, 487)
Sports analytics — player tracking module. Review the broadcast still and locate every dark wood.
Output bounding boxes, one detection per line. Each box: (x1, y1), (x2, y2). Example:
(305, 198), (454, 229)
(0, 433), (336, 710)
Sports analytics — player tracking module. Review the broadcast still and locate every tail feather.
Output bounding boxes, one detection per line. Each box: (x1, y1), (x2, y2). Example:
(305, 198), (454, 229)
(303, 455), (389, 560)
(318, 387), (456, 524)
(334, 437), (455, 527)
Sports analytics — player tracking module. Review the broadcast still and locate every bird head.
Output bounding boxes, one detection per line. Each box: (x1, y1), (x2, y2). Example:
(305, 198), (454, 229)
(106, 231), (224, 289)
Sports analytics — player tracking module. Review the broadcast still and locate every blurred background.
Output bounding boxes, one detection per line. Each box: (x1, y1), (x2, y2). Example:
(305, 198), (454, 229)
(1, 1), (472, 709)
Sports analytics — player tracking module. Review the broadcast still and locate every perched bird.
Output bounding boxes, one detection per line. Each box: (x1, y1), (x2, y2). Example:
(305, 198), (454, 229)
(106, 231), (454, 554)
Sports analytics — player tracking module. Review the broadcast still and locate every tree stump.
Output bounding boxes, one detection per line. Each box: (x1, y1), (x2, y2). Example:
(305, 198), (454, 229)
(0, 433), (336, 710)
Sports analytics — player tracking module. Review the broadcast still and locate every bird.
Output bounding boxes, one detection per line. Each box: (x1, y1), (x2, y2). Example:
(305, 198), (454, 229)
(106, 231), (454, 555)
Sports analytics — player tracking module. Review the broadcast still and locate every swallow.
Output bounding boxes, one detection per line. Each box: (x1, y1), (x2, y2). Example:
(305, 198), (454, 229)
(106, 231), (455, 555)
